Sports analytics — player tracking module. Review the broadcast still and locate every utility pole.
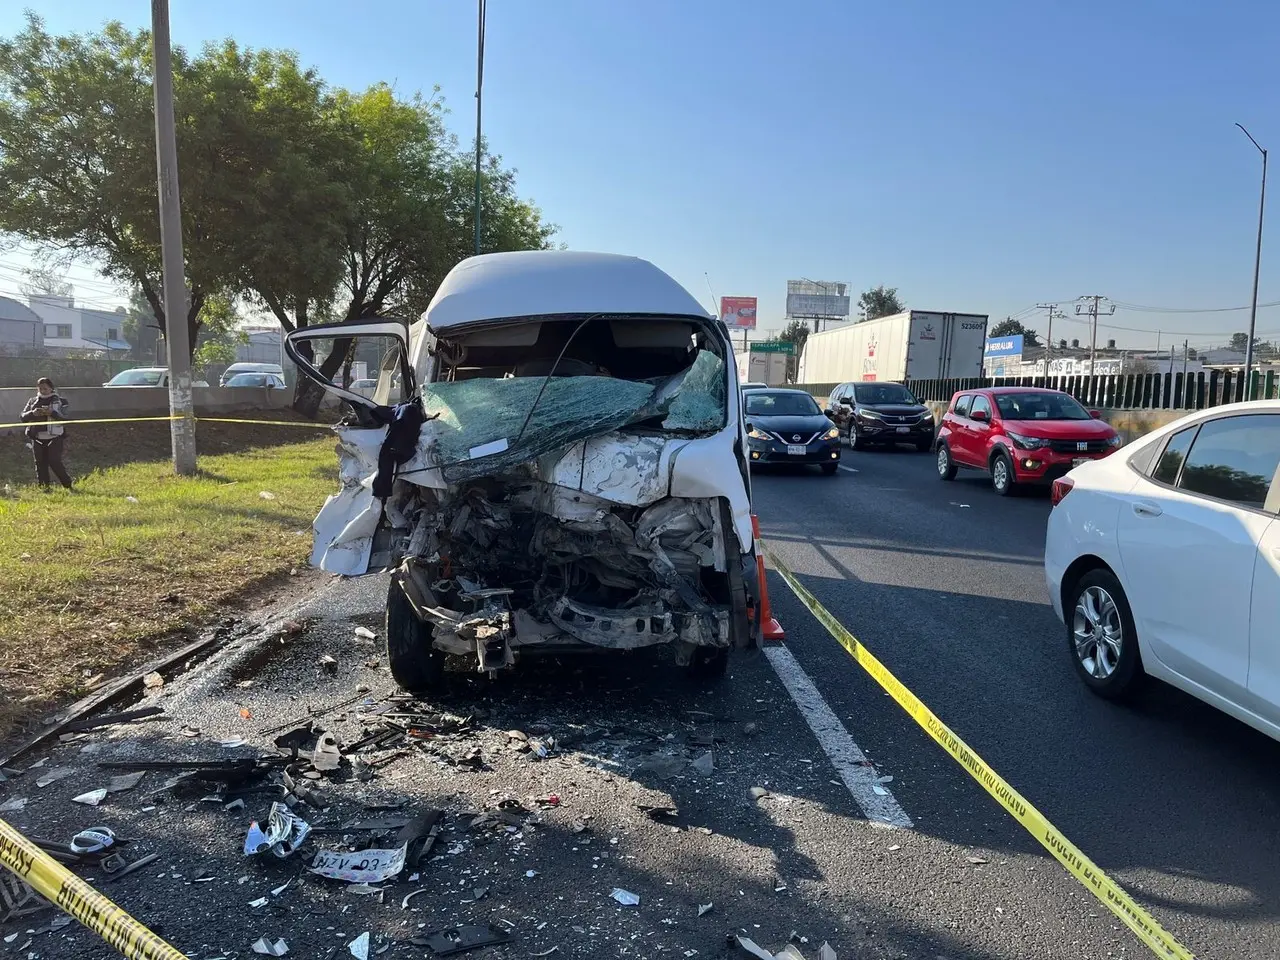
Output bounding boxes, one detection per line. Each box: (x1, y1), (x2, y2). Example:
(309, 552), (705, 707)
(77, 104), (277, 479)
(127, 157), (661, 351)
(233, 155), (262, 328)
(150, 0), (196, 476)
(473, 0), (487, 256)
(1182, 339), (1190, 378)
(1075, 295), (1115, 374)
(1036, 303), (1058, 375)
(1236, 123), (1267, 398)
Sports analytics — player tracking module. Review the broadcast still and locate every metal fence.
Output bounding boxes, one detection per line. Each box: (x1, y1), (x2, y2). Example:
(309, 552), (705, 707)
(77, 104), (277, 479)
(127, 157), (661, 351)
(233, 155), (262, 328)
(796, 371), (1280, 412)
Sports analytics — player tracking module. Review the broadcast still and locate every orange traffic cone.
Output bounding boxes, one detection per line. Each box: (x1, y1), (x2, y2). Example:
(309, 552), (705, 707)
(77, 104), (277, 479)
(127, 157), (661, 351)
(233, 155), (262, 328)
(751, 514), (785, 642)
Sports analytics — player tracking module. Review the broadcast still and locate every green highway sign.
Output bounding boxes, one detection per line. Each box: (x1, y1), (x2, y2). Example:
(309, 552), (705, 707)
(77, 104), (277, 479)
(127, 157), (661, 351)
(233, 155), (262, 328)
(750, 341), (795, 355)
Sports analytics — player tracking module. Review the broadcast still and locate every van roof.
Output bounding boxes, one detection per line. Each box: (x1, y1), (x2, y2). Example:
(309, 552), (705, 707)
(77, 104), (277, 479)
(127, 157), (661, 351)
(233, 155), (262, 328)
(424, 251), (712, 332)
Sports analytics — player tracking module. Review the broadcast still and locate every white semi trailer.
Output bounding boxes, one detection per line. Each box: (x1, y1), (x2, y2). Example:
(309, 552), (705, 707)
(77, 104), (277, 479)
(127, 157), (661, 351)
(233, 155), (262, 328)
(797, 311), (989, 383)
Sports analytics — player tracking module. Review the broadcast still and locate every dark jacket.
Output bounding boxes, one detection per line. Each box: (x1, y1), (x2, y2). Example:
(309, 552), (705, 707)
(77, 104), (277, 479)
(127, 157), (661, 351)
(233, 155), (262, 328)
(20, 392), (70, 442)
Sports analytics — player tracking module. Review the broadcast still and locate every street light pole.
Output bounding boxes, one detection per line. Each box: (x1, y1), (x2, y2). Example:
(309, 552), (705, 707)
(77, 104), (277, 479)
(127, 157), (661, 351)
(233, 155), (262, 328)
(1237, 122), (1267, 398)
(150, 0), (196, 475)
(473, 0), (487, 256)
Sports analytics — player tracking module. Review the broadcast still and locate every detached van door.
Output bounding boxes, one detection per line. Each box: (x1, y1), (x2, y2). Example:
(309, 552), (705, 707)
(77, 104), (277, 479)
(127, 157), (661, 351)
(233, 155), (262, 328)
(283, 320), (416, 575)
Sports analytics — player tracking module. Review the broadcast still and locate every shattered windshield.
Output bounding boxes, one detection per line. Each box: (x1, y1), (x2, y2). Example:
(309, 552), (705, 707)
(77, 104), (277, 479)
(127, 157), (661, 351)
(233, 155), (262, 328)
(418, 349), (726, 482)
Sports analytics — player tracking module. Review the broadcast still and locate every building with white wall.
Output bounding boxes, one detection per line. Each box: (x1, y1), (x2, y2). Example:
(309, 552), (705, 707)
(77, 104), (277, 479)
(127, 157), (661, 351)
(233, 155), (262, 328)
(26, 294), (131, 356)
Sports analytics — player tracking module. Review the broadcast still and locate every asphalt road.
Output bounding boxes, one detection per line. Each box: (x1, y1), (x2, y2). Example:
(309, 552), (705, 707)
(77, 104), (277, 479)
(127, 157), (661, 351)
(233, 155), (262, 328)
(754, 444), (1280, 959)
(3, 443), (1279, 960)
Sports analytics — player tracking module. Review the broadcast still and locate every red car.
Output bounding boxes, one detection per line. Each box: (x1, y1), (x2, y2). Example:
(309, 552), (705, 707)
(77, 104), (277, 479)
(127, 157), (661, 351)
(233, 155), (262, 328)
(935, 387), (1122, 496)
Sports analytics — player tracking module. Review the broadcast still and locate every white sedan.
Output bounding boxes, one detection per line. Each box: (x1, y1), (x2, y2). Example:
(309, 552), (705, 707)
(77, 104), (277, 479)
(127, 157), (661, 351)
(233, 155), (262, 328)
(1045, 400), (1280, 740)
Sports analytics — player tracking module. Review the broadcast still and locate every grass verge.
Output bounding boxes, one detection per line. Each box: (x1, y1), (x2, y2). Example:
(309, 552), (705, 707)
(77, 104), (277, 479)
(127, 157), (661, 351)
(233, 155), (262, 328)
(0, 421), (338, 738)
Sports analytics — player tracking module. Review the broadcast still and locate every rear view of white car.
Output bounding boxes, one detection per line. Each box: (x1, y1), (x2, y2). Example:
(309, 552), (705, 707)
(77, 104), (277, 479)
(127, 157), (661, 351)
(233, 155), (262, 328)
(1045, 401), (1280, 740)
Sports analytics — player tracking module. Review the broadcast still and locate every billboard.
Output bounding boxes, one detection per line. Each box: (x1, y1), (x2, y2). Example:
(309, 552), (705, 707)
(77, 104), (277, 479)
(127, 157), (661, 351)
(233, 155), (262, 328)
(719, 296), (757, 330)
(785, 279), (850, 320)
(984, 335), (1024, 357)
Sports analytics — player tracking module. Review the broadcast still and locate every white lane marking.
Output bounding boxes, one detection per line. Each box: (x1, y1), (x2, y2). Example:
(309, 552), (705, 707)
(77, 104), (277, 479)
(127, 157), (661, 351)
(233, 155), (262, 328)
(839, 465), (860, 474)
(764, 645), (913, 829)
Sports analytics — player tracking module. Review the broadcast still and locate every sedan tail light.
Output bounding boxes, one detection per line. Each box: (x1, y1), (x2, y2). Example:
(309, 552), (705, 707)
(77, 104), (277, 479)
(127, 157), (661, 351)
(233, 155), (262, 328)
(1050, 476), (1074, 506)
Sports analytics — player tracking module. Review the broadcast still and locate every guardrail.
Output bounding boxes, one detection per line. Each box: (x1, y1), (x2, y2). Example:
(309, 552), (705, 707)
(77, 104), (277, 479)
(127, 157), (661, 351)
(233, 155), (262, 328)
(796, 370), (1280, 411)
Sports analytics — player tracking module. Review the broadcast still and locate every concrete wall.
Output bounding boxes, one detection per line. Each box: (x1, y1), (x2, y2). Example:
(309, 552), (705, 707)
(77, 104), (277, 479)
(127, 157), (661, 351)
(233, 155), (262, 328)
(0, 385), (293, 425)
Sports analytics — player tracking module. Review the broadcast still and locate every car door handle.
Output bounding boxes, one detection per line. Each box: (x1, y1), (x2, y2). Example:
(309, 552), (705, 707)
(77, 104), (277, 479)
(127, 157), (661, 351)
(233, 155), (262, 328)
(1132, 501), (1163, 518)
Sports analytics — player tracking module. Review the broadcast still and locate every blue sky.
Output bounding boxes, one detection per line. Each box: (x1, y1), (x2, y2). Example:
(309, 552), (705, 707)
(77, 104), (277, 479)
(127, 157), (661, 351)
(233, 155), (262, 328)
(3, 0), (1280, 350)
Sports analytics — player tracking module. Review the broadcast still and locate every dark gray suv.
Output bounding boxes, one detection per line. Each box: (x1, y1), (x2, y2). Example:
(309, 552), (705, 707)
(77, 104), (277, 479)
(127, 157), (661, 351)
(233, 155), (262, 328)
(825, 381), (935, 452)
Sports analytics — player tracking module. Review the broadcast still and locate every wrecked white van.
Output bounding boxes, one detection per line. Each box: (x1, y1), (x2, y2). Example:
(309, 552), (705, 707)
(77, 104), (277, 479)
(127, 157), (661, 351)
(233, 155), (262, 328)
(285, 251), (759, 691)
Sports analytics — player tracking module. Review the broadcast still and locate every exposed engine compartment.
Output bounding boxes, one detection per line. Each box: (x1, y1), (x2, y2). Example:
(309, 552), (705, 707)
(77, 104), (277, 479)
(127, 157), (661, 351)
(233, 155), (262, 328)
(385, 467), (737, 671)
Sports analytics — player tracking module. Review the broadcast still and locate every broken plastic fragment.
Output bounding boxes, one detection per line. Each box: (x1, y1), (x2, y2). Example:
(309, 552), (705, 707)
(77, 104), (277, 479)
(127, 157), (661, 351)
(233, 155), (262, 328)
(353, 626), (376, 640)
(402, 888), (429, 909)
(348, 932), (369, 960)
(698, 903), (713, 917)
(610, 888), (640, 906)
(691, 751), (714, 776)
(729, 934), (774, 960)
(248, 897), (268, 908)
(72, 789), (108, 806)
(250, 937), (288, 956)
(748, 786), (769, 800)
(818, 943), (837, 960)
(244, 802), (312, 858)
(0, 797), (28, 813)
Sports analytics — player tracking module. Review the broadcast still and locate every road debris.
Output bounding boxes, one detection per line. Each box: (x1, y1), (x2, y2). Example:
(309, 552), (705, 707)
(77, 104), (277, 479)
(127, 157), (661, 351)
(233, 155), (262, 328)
(71, 788), (109, 806)
(691, 750), (714, 775)
(35, 766), (75, 787)
(402, 888), (429, 909)
(698, 902), (713, 916)
(348, 931), (370, 959)
(354, 626), (376, 640)
(0, 797), (28, 812)
(0, 872), (49, 923)
(245, 802), (312, 858)
(417, 924), (510, 956)
(251, 936), (289, 956)
(611, 888), (641, 906)
(62, 706), (164, 733)
(311, 844), (407, 883)
(748, 786), (770, 800)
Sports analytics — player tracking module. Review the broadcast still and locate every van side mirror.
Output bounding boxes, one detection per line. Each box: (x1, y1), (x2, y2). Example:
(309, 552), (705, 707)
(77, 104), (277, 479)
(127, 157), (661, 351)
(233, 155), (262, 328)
(824, 408), (835, 420)
(970, 408), (989, 423)
(1089, 409), (1102, 419)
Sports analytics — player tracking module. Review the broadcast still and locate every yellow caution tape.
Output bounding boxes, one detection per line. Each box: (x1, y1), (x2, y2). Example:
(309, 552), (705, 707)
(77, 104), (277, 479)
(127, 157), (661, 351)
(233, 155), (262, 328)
(761, 543), (1195, 960)
(0, 818), (188, 959)
(0, 415), (332, 430)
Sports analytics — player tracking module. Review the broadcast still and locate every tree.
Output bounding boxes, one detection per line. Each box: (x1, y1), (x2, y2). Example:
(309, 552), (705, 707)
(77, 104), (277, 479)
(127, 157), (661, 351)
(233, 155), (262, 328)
(0, 16), (556, 415)
(122, 287), (161, 362)
(192, 294), (245, 376)
(1227, 331), (1266, 354)
(857, 285), (904, 322)
(988, 318), (1042, 348)
(18, 267), (73, 300)
(0, 16), (229, 352)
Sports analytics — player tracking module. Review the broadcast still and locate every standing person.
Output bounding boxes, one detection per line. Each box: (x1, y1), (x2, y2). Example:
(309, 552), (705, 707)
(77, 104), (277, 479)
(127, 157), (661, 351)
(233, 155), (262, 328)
(20, 377), (73, 490)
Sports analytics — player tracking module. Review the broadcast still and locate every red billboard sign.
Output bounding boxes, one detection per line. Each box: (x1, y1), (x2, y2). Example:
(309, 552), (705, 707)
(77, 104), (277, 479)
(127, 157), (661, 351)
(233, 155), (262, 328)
(719, 296), (758, 330)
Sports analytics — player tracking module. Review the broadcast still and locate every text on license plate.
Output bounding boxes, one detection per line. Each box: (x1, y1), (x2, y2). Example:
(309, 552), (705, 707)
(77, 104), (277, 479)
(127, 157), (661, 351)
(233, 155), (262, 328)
(1072, 457), (1090, 467)
(787, 445), (807, 456)
(895, 426), (911, 433)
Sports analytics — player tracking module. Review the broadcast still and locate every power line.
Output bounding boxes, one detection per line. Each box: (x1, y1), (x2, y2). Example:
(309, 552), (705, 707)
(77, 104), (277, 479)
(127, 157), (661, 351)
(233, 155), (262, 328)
(1111, 298), (1280, 314)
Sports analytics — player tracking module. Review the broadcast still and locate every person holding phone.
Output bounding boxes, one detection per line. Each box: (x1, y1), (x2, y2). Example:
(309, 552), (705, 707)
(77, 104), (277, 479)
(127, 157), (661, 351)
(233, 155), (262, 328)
(20, 377), (73, 490)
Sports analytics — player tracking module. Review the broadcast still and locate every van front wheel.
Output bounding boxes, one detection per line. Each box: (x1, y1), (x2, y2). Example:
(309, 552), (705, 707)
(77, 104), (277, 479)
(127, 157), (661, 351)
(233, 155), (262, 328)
(386, 575), (445, 692)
